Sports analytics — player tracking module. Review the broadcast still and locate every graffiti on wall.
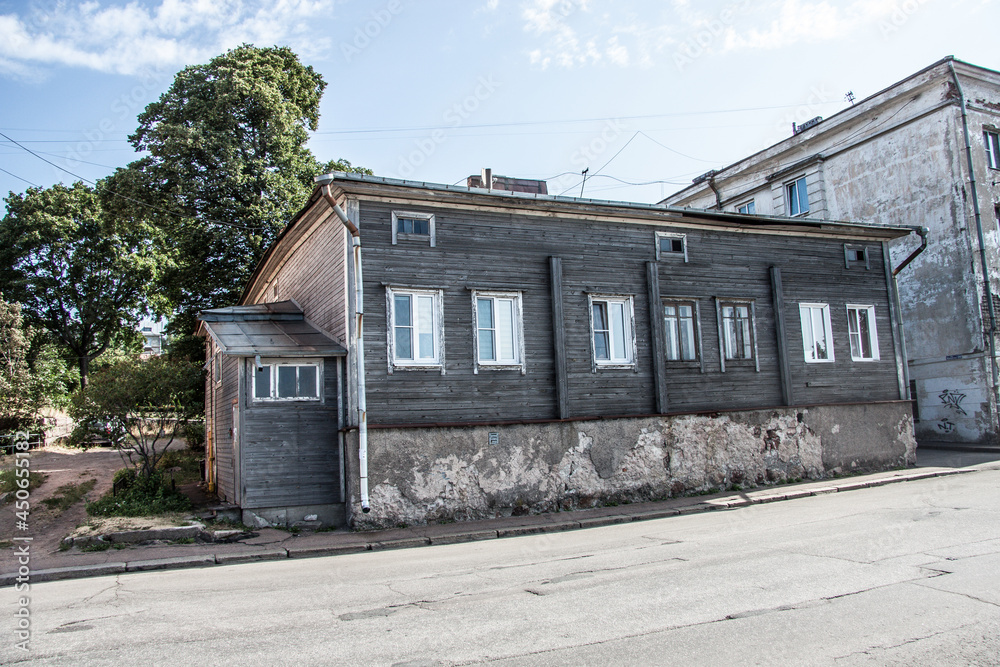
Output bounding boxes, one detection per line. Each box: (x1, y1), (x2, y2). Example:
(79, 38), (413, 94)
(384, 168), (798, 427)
(936, 418), (956, 433)
(938, 390), (968, 416)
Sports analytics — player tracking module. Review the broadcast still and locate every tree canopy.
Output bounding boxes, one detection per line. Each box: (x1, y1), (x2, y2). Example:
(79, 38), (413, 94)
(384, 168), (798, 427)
(0, 182), (156, 387)
(103, 44), (370, 329)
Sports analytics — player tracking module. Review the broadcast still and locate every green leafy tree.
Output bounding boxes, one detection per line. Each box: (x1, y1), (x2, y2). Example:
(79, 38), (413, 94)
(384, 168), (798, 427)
(104, 44), (371, 336)
(0, 294), (39, 432)
(70, 356), (203, 480)
(0, 182), (156, 387)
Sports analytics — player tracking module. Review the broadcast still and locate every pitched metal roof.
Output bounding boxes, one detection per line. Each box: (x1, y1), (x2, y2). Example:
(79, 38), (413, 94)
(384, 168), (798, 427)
(198, 301), (346, 357)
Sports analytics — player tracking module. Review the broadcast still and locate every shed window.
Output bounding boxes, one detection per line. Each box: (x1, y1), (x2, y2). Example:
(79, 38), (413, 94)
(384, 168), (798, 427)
(799, 303), (835, 363)
(589, 295), (635, 367)
(253, 360), (321, 401)
(785, 176), (809, 216)
(663, 301), (698, 361)
(847, 305), (879, 361)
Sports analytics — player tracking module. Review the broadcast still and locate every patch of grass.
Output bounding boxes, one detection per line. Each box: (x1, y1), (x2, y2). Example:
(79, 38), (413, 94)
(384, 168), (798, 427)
(0, 469), (47, 497)
(112, 543), (128, 550)
(86, 470), (191, 517)
(0, 540), (13, 549)
(205, 517), (252, 532)
(80, 542), (111, 552)
(171, 537), (195, 544)
(41, 479), (97, 513)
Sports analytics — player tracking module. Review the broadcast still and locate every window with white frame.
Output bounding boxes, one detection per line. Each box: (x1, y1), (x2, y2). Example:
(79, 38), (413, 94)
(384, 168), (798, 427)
(719, 301), (754, 361)
(655, 231), (688, 261)
(847, 305), (879, 361)
(985, 130), (1000, 170)
(785, 176), (809, 216)
(590, 296), (635, 366)
(799, 303), (835, 363)
(252, 359), (321, 401)
(663, 300), (698, 361)
(388, 288), (443, 368)
(737, 200), (756, 215)
(473, 291), (524, 371)
(391, 211), (436, 246)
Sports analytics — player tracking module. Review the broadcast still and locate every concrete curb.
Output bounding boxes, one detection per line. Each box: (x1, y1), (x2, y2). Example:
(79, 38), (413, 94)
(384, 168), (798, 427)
(1, 467), (976, 587)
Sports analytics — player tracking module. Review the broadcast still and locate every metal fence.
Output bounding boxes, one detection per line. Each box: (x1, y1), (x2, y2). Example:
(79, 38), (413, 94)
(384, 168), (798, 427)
(0, 432), (44, 455)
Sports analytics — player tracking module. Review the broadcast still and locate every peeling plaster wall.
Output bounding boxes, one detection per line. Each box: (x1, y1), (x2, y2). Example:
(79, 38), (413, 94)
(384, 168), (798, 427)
(345, 402), (914, 529)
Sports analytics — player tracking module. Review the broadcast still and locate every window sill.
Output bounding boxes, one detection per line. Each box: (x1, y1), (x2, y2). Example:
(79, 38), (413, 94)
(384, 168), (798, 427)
(803, 359), (836, 364)
(850, 357), (880, 362)
(594, 362), (637, 371)
(392, 362), (443, 370)
(476, 363), (526, 374)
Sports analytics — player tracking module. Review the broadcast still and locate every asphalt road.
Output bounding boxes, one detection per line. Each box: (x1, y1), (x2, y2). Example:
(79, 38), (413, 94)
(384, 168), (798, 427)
(5, 464), (1000, 666)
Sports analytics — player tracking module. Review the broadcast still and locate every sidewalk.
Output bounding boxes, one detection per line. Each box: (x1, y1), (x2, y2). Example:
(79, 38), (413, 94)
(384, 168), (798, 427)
(3, 464), (991, 587)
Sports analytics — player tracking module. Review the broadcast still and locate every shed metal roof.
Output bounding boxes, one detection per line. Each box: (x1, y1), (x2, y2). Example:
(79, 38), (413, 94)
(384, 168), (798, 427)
(198, 302), (346, 357)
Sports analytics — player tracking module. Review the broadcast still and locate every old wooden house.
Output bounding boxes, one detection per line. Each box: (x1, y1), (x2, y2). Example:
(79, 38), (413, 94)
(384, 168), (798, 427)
(198, 171), (921, 529)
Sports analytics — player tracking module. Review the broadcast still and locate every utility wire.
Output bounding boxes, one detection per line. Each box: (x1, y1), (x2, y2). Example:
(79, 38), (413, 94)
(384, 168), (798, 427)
(0, 166), (39, 187)
(0, 130), (271, 231)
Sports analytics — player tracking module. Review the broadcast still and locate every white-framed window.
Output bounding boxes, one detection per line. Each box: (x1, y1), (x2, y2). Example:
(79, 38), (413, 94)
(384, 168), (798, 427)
(655, 231), (688, 262)
(985, 130), (1000, 170)
(663, 300), (698, 361)
(785, 176), (809, 216)
(387, 287), (444, 370)
(252, 359), (322, 401)
(589, 295), (636, 368)
(473, 291), (525, 373)
(391, 210), (436, 246)
(799, 303), (835, 363)
(737, 200), (756, 215)
(718, 300), (755, 362)
(847, 305), (880, 361)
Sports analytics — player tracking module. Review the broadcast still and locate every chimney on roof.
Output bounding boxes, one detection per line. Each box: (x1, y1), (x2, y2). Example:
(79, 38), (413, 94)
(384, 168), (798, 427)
(466, 169), (549, 195)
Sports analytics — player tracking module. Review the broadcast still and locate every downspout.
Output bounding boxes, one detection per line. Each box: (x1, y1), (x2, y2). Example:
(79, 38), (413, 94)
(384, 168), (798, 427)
(893, 226), (929, 276)
(321, 183), (370, 514)
(949, 61), (1000, 436)
(707, 172), (723, 210)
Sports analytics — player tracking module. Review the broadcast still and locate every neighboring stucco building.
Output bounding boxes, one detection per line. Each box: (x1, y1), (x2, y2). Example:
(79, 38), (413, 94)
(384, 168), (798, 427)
(198, 171), (919, 530)
(662, 57), (1000, 446)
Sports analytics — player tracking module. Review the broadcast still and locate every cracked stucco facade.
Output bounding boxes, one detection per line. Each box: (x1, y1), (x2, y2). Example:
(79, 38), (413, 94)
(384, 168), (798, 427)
(346, 402), (914, 529)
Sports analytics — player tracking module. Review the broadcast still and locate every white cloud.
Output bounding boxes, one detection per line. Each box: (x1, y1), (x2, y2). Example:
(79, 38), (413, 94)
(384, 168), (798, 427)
(0, 0), (334, 78)
(520, 0), (927, 69)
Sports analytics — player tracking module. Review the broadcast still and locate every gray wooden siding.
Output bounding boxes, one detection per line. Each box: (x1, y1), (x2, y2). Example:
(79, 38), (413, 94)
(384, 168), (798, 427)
(214, 354), (240, 503)
(261, 218), (349, 345)
(240, 358), (343, 508)
(353, 201), (900, 425)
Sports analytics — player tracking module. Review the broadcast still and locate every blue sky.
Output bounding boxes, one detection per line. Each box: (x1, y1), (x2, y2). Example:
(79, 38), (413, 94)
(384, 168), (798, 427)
(1, 0), (997, 214)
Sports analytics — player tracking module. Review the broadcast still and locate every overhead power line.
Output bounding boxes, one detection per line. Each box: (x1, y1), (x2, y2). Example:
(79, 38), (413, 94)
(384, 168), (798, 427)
(0, 130), (271, 231)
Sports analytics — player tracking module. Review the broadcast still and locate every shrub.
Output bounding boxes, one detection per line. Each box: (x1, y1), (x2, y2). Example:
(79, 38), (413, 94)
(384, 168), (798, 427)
(184, 421), (205, 451)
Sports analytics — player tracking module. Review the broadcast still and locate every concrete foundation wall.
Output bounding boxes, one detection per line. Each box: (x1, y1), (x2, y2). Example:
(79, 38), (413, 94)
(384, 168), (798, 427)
(346, 402), (915, 529)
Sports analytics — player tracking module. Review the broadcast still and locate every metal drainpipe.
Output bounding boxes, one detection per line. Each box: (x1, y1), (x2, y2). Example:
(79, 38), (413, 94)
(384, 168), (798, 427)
(949, 61), (1000, 437)
(707, 172), (723, 209)
(321, 183), (370, 513)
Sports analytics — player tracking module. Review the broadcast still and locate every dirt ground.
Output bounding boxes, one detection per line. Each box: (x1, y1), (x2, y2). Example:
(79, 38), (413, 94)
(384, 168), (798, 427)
(0, 442), (206, 559)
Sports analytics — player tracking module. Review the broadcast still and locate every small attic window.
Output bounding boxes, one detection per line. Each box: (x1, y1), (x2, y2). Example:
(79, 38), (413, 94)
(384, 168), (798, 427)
(844, 244), (870, 269)
(655, 231), (688, 262)
(392, 211), (436, 247)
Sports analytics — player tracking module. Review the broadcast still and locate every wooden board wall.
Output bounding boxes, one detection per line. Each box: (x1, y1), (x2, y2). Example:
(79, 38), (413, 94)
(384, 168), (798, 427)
(327, 200), (900, 424)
